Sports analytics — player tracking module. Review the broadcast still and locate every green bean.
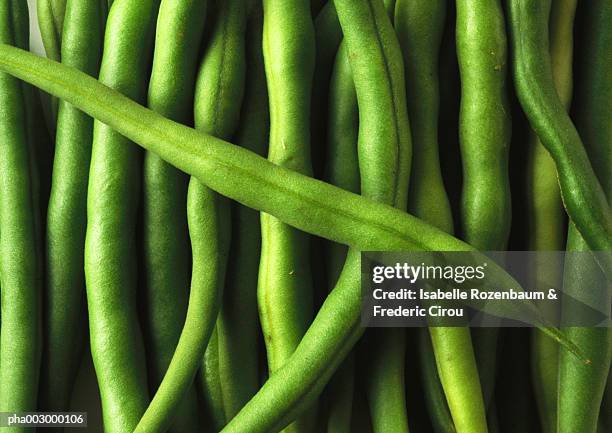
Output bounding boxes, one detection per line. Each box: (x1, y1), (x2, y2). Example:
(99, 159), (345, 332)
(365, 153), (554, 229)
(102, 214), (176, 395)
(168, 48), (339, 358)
(507, 0), (612, 276)
(214, 2), (268, 421)
(457, 0), (512, 422)
(319, 2), (411, 433)
(140, 1), (206, 432)
(394, 3), (468, 433)
(0, 0), (41, 430)
(430, 328), (485, 433)
(558, 1), (612, 432)
(83, 1), (159, 432)
(0, 43), (588, 433)
(397, 0), (451, 234)
(324, 42), (358, 286)
(36, 0), (67, 128)
(322, 38), (358, 433)
(259, 1), (316, 431)
(360, 4), (411, 433)
(39, 0), (104, 418)
(191, 0), (246, 430)
(456, 0), (511, 253)
(527, 2), (576, 432)
(418, 331), (456, 433)
(36, 0), (65, 62)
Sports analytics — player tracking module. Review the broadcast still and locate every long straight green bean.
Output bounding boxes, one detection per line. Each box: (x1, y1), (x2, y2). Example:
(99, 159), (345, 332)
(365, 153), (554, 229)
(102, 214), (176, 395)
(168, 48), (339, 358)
(214, 2), (268, 421)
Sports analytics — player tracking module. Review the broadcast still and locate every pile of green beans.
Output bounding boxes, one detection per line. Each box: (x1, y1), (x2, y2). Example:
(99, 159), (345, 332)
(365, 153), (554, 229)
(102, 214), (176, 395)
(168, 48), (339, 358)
(0, 0), (609, 432)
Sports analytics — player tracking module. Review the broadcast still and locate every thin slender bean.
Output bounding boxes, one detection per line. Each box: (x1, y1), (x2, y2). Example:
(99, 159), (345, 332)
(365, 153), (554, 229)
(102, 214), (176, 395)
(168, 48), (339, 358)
(141, 1), (206, 432)
(527, 2), (576, 432)
(457, 0), (512, 424)
(507, 0), (612, 275)
(394, 3), (462, 433)
(323, 38), (358, 433)
(36, 0), (66, 127)
(214, 2), (268, 420)
(193, 0), (246, 430)
(36, 0), (63, 62)
(559, 1), (612, 432)
(418, 331), (456, 433)
(0, 1), (41, 431)
(358, 2), (411, 432)
(84, 1), (159, 432)
(259, 1), (316, 431)
(40, 0), (104, 418)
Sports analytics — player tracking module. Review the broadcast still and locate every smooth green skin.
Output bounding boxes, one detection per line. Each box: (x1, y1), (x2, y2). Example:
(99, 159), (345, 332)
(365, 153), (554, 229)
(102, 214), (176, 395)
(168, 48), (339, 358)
(193, 0), (246, 430)
(84, 1), (159, 432)
(0, 41), (585, 433)
(527, 2), (576, 432)
(332, 3), (412, 433)
(394, 3), (463, 433)
(456, 0), (511, 252)
(0, 2), (41, 432)
(213, 3), (268, 422)
(323, 40), (359, 433)
(430, 328), (486, 433)
(396, 0), (452, 234)
(36, 0), (64, 62)
(324, 41), (359, 287)
(140, 1), (206, 432)
(508, 0), (612, 275)
(36, 0), (66, 127)
(259, 2), (316, 432)
(418, 330), (456, 433)
(457, 0), (512, 423)
(40, 0), (104, 417)
(559, 2), (612, 432)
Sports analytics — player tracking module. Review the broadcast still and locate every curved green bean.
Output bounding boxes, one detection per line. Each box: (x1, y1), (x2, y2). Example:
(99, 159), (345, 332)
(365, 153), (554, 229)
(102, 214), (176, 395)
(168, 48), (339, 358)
(457, 0), (512, 425)
(36, 0), (65, 62)
(83, 1), (159, 431)
(214, 2), (268, 421)
(394, 3), (464, 433)
(259, 1), (316, 431)
(40, 0), (104, 417)
(507, 0), (612, 273)
(140, 1), (206, 432)
(323, 39), (358, 433)
(527, 2), (576, 432)
(559, 1), (612, 432)
(0, 0), (41, 429)
(193, 0), (246, 430)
